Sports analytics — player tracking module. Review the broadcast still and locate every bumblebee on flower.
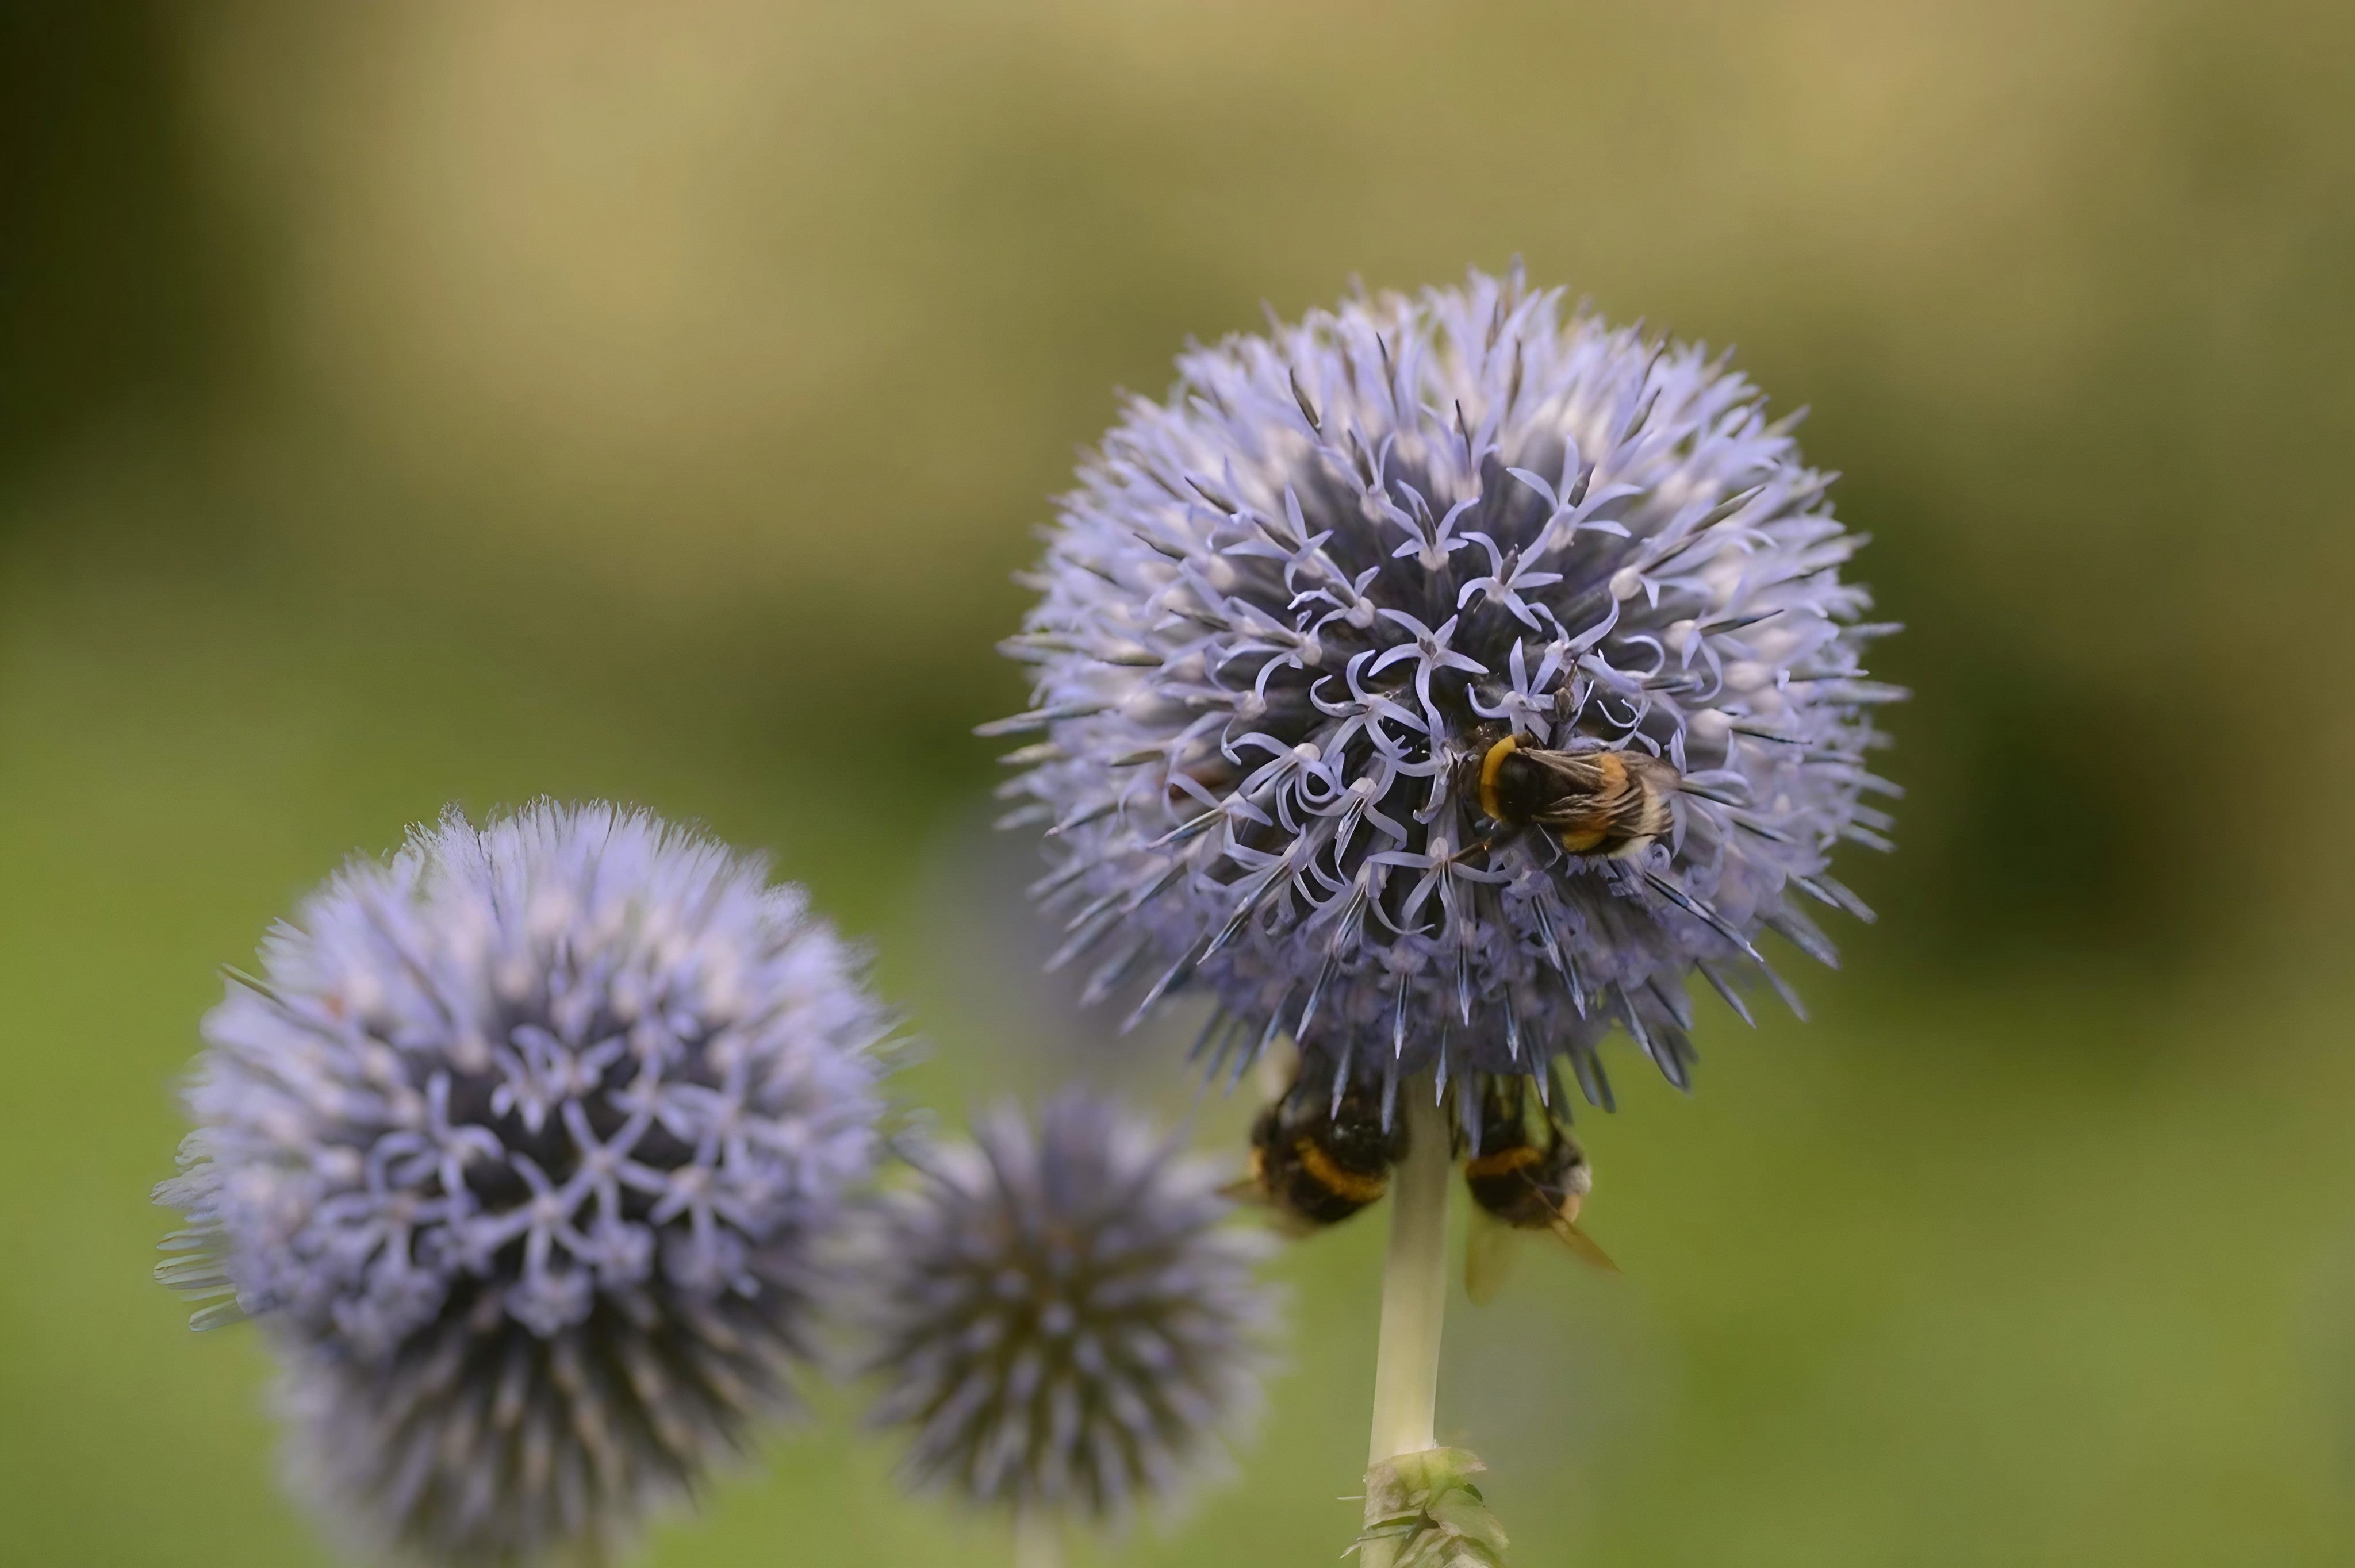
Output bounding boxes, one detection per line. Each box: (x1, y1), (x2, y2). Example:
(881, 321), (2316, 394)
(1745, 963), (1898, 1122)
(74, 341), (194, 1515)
(989, 266), (1900, 1566)
(990, 264), (1899, 1125)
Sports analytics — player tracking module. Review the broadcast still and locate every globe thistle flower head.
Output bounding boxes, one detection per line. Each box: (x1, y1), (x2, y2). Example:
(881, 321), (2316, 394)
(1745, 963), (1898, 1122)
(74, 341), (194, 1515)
(864, 1090), (1281, 1523)
(989, 267), (1900, 1120)
(154, 802), (895, 1565)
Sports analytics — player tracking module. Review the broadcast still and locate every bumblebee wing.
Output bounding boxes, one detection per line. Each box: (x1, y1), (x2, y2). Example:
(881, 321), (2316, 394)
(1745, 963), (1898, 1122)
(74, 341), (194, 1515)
(1545, 1214), (1621, 1273)
(1219, 1171), (1330, 1239)
(1253, 1034), (1299, 1103)
(1529, 800), (1609, 833)
(1519, 747), (1608, 782)
(1623, 751), (1682, 788)
(1516, 748), (1610, 798)
(1464, 1208), (1525, 1306)
(1219, 1144), (1267, 1206)
(1219, 1184), (1320, 1239)
(1518, 752), (1623, 839)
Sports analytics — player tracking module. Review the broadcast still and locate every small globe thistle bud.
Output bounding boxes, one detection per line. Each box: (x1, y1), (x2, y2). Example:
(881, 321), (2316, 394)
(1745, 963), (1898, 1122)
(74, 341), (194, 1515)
(154, 803), (894, 1565)
(862, 1090), (1282, 1525)
(990, 267), (1899, 1116)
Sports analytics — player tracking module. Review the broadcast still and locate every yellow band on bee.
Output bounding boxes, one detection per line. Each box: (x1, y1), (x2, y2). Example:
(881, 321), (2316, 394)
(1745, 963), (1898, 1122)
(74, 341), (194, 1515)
(1478, 734), (1518, 823)
(1464, 1143), (1544, 1180)
(1295, 1139), (1389, 1204)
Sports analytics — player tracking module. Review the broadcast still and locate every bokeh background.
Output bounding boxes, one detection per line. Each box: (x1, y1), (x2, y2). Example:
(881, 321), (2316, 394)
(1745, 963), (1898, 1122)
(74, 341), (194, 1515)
(5, 2), (2353, 1563)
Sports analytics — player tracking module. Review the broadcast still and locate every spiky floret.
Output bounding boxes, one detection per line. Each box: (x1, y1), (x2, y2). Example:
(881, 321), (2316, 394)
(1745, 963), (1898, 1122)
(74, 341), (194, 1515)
(862, 1091), (1280, 1522)
(989, 267), (1899, 1120)
(154, 803), (893, 1565)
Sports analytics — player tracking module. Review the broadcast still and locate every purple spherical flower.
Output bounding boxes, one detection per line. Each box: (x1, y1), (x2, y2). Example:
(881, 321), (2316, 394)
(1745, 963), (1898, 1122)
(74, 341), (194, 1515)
(155, 803), (894, 1564)
(988, 267), (1898, 1120)
(862, 1090), (1281, 1522)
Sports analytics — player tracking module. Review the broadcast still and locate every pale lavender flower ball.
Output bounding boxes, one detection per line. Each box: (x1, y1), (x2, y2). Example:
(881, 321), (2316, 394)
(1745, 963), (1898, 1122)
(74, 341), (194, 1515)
(863, 1091), (1281, 1522)
(154, 802), (893, 1565)
(989, 267), (1899, 1123)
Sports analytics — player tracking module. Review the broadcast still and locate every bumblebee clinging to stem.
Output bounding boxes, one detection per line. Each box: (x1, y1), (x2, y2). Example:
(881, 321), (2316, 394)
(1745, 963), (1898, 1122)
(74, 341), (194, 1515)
(1228, 1063), (1614, 1301)
(1462, 1074), (1617, 1305)
(1227, 1070), (1408, 1235)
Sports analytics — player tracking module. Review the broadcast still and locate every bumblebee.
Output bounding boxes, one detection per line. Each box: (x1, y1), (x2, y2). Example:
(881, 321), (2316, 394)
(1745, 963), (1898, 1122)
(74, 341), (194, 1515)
(1229, 1074), (1407, 1234)
(1453, 723), (1677, 859)
(1462, 1076), (1617, 1304)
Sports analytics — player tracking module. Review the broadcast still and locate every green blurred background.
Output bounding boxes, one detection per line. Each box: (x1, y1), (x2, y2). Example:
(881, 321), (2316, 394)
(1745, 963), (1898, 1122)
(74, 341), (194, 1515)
(5, 2), (2352, 1562)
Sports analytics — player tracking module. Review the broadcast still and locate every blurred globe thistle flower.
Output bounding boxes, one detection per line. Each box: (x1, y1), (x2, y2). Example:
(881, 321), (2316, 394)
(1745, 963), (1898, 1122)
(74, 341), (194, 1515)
(988, 267), (1899, 1121)
(862, 1090), (1281, 1529)
(154, 803), (894, 1565)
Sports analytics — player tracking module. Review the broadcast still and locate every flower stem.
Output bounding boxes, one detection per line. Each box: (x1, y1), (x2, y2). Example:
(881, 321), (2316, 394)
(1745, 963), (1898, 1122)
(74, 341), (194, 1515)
(1367, 1077), (1451, 1466)
(1012, 1508), (1064, 1568)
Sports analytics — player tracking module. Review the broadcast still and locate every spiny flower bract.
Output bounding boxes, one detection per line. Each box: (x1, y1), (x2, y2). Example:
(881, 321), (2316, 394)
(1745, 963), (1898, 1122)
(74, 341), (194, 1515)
(862, 1090), (1280, 1523)
(154, 802), (893, 1565)
(990, 267), (1899, 1120)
